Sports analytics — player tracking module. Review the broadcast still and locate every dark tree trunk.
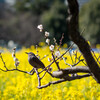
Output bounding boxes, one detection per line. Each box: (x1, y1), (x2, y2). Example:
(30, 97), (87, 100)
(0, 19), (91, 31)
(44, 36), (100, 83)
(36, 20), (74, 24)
(67, 0), (100, 83)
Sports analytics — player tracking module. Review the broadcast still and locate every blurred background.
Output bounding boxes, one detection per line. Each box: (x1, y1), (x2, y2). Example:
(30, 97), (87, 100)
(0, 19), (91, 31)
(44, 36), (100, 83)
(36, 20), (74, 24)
(0, 0), (100, 49)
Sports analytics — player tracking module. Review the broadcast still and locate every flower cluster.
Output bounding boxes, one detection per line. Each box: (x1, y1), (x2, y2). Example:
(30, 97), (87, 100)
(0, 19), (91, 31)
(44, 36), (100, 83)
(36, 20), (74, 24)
(37, 24), (62, 67)
(45, 31), (50, 45)
(37, 24), (56, 52)
(12, 47), (20, 67)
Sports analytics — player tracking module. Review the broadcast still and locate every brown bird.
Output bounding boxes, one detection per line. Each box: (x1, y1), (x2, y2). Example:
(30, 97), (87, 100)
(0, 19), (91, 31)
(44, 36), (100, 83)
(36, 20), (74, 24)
(25, 52), (45, 69)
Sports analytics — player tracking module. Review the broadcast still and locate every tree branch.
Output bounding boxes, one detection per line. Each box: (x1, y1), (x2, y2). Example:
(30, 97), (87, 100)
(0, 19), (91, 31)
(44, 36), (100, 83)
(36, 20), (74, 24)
(0, 68), (35, 75)
(38, 74), (91, 89)
(52, 66), (90, 78)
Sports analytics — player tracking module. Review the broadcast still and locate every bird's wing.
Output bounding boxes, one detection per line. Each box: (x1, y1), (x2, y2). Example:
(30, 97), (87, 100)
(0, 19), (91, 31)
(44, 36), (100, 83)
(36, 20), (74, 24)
(32, 57), (45, 68)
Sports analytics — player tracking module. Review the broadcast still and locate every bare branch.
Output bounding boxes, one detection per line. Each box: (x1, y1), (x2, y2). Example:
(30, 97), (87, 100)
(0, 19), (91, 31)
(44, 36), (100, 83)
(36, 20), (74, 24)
(0, 68), (7, 72)
(52, 66), (90, 78)
(0, 67), (35, 75)
(72, 59), (84, 67)
(0, 54), (8, 70)
(38, 74), (91, 89)
(58, 33), (64, 50)
(63, 57), (72, 67)
(40, 55), (49, 60)
(63, 57), (84, 67)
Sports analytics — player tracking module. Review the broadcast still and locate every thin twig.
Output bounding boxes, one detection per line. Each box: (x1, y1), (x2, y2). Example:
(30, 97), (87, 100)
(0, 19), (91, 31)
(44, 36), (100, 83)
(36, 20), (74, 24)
(0, 67), (35, 75)
(52, 53), (60, 70)
(0, 68), (7, 72)
(40, 55), (49, 60)
(63, 57), (72, 67)
(63, 57), (84, 67)
(58, 33), (64, 50)
(53, 38), (58, 48)
(0, 54), (8, 70)
(34, 68), (41, 87)
(72, 59), (84, 67)
(74, 50), (77, 63)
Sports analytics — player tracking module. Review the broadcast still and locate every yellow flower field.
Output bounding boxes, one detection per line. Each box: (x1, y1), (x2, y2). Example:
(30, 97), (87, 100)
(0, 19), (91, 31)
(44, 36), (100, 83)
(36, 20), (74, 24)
(0, 46), (100, 100)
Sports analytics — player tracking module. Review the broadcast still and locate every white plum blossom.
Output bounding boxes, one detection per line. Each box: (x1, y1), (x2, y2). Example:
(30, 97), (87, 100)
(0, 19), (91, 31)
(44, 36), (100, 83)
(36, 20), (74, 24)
(49, 45), (54, 51)
(45, 31), (49, 37)
(55, 51), (60, 57)
(12, 47), (20, 67)
(46, 38), (50, 45)
(37, 24), (43, 32)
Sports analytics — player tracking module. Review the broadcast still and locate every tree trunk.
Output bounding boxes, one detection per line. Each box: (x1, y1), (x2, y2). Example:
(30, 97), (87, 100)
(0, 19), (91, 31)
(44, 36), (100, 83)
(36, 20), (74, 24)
(67, 0), (100, 83)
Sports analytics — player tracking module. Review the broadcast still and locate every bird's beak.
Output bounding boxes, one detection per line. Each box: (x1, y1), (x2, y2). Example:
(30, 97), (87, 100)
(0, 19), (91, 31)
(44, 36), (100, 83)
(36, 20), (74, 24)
(25, 52), (28, 54)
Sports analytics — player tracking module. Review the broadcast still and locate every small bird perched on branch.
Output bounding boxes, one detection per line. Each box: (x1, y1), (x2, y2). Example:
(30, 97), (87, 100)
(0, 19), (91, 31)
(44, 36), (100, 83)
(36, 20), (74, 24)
(25, 52), (45, 69)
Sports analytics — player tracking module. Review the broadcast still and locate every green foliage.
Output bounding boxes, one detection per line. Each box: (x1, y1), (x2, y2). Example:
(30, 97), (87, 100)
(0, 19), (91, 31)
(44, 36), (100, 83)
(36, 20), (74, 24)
(30, 0), (52, 15)
(15, 0), (31, 11)
(15, 0), (65, 15)
(79, 0), (100, 45)
(41, 1), (69, 44)
(15, 0), (53, 14)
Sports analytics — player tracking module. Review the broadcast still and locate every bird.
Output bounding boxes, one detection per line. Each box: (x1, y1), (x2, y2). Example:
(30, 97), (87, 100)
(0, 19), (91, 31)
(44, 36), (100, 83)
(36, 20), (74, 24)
(25, 52), (45, 69)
